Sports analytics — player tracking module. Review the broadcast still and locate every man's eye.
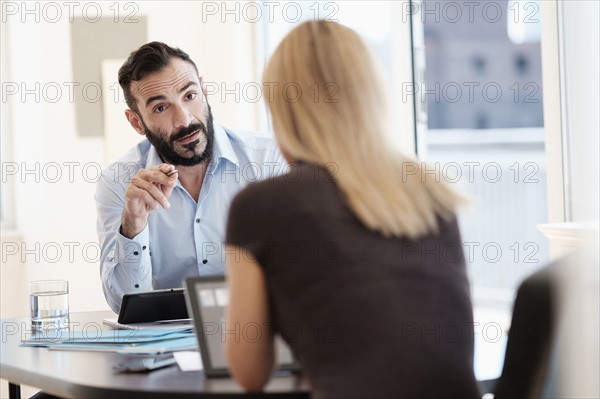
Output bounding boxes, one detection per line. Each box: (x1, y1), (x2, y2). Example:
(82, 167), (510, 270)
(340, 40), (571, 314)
(154, 105), (166, 113)
(186, 92), (197, 101)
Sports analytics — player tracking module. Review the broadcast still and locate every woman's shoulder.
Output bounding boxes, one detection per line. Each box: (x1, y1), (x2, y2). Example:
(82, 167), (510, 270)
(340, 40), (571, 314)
(239, 162), (332, 198)
(229, 171), (295, 218)
(231, 161), (339, 219)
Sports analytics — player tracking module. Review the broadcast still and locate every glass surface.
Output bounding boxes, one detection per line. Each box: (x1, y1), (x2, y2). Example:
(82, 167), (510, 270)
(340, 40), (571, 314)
(29, 280), (69, 331)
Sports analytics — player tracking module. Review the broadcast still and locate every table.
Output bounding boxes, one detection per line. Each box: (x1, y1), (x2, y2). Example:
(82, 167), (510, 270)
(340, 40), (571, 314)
(0, 311), (309, 399)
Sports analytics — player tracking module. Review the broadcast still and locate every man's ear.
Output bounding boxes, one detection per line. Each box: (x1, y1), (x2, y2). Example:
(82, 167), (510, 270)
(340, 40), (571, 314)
(125, 109), (145, 135)
(199, 76), (207, 97)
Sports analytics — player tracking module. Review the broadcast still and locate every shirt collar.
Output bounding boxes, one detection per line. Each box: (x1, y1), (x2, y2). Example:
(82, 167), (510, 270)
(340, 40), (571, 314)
(144, 122), (239, 172)
(210, 123), (239, 173)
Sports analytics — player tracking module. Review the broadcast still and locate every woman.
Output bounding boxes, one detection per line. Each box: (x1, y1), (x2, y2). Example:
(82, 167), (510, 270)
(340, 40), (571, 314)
(224, 20), (480, 399)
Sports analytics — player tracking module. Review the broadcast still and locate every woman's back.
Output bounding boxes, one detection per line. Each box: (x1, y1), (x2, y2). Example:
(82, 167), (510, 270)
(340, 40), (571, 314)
(227, 162), (481, 399)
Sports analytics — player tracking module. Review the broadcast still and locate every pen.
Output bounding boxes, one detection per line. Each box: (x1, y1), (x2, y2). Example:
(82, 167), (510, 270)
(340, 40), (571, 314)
(165, 169), (178, 177)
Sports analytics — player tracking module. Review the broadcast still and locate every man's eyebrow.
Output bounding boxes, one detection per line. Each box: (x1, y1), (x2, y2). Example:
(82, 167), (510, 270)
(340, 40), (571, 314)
(179, 81), (198, 93)
(145, 81), (199, 107)
(145, 94), (166, 107)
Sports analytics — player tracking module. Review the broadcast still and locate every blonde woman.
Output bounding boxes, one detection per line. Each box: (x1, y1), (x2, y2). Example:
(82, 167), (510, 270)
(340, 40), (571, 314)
(224, 21), (480, 398)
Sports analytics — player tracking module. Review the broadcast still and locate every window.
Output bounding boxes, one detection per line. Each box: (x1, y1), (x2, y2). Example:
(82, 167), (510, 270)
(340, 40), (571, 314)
(258, 1), (413, 146)
(410, 0), (549, 318)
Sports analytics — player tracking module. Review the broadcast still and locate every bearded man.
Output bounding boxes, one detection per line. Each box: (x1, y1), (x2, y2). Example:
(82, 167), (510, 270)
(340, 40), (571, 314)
(95, 42), (284, 312)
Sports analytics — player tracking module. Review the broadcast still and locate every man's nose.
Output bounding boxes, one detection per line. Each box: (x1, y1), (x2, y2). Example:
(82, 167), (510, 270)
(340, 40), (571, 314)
(172, 104), (193, 129)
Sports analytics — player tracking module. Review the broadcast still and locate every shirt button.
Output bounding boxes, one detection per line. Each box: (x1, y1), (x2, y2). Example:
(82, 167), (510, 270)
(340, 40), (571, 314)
(133, 251), (139, 256)
(202, 259), (208, 264)
(142, 246), (147, 250)
(195, 218), (201, 224)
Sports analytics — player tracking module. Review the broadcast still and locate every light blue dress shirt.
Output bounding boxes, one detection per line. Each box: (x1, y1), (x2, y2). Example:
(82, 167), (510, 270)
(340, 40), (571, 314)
(95, 123), (286, 312)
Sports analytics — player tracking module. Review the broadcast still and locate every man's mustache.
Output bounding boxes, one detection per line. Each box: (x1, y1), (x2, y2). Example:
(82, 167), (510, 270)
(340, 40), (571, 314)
(170, 122), (206, 142)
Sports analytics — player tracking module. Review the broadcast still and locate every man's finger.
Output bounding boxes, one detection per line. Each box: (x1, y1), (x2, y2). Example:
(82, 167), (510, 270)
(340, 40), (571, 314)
(132, 178), (171, 209)
(138, 168), (177, 187)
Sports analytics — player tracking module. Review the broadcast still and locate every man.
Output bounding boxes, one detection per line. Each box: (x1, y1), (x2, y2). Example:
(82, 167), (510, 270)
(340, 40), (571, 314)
(95, 42), (285, 312)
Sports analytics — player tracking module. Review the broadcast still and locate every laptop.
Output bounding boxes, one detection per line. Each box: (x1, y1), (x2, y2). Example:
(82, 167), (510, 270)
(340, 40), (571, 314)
(184, 275), (300, 377)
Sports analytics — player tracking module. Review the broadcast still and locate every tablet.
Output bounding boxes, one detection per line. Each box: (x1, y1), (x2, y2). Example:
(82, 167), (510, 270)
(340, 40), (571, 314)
(118, 288), (189, 324)
(184, 275), (300, 377)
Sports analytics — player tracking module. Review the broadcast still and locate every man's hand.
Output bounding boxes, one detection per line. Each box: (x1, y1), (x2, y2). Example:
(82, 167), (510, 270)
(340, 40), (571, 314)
(121, 164), (178, 239)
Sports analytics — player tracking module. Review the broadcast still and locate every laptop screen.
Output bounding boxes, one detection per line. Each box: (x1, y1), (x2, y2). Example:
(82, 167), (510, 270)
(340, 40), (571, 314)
(194, 278), (230, 369)
(185, 275), (298, 376)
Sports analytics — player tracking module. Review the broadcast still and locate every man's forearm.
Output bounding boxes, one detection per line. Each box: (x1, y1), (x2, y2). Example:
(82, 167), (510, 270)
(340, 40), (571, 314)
(99, 228), (153, 312)
(101, 259), (153, 313)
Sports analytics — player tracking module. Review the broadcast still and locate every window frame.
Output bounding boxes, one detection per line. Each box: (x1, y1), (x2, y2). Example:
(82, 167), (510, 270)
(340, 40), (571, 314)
(1, 19), (15, 231)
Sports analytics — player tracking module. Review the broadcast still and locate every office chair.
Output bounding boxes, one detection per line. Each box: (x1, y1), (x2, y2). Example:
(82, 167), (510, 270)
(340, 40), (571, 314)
(480, 257), (568, 399)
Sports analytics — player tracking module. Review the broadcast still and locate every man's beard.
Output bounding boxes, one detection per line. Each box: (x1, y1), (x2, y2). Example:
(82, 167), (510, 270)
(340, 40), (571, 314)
(143, 104), (215, 167)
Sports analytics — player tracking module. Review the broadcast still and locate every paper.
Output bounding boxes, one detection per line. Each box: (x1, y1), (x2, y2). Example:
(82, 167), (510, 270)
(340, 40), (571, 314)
(174, 351), (203, 371)
(39, 336), (198, 354)
(20, 325), (197, 354)
(117, 337), (198, 354)
(103, 317), (192, 331)
(21, 327), (194, 345)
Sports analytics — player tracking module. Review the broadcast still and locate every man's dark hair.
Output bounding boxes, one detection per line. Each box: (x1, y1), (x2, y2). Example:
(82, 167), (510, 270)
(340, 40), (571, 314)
(118, 41), (199, 113)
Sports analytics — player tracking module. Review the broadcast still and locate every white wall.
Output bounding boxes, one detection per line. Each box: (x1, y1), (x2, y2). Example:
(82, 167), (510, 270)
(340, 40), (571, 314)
(558, 0), (600, 223)
(553, 1), (599, 396)
(542, 0), (600, 225)
(1, 1), (260, 319)
(540, 1), (599, 396)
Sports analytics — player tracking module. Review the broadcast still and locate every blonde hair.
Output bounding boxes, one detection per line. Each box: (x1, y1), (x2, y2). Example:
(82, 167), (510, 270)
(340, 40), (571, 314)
(263, 21), (464, 239)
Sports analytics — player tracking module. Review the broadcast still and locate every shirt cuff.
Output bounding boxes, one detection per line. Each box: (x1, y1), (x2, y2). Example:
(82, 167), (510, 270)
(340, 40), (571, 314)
(115, 225), (150, 268)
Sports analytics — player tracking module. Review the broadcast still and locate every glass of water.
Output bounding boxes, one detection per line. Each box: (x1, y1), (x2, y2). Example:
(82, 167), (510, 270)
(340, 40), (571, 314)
(30, 280), (69, 331)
